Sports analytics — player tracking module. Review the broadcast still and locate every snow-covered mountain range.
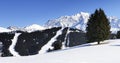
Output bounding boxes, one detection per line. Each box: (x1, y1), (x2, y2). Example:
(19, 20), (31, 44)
(44, 12), (89, 31)
(44, 12), (120, 33)
(7, 24), (46, 32)
(0, 12), (120, 33)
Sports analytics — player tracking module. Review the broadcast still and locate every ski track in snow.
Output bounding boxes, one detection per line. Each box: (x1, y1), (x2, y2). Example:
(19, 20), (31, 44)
(62, 28), (70, 49)
(39, 28), (64, 54)
(9, 33), (21, 57)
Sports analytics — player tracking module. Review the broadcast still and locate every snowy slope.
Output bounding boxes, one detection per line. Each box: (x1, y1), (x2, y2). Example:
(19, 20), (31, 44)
(9, 33), (21, 57)
(45, 12), (120, 33)
(0, 27), (11, 33)
(39, 27), (64, 54)
(1, 39), (120, 63)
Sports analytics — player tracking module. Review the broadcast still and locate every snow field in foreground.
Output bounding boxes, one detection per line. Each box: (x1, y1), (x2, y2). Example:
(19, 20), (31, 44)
(1, 39), (120, 63)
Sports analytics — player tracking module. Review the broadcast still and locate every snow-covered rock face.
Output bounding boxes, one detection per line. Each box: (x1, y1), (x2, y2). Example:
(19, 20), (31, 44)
(44, 12), (90, 31)
(45, 12), (120, 33)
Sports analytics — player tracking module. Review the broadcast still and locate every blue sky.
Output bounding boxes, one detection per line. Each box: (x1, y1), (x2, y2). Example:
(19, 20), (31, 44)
(0, 0), (120, 27)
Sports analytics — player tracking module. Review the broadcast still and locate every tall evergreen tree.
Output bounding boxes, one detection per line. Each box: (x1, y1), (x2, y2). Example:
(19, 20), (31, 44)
(86, 8), (110, 44)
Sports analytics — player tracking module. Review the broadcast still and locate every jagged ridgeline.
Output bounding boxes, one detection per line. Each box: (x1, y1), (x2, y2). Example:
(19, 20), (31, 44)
(0, 27), (86, 57)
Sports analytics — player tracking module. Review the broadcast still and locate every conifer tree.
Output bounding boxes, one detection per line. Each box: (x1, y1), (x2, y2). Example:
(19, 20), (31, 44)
(86, 8), (110, 44)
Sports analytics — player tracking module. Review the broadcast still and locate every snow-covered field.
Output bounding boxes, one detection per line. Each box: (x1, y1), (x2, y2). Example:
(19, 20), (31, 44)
(0, 39), (120, 63)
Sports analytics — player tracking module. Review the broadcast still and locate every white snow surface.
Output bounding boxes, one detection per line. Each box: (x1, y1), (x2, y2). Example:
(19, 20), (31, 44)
(1, 39), (120, 63)
(0, 27), (11, 33)
(24, 24), (46, 32)
(9, 33), (21, 56)
(39, 27), (63, 54)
